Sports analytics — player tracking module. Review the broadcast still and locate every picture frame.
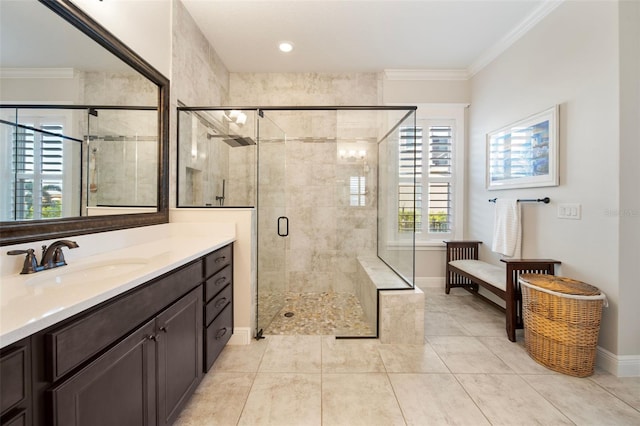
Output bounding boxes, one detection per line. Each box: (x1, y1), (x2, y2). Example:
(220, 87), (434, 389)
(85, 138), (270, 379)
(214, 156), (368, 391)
(486, 105), (559, 190)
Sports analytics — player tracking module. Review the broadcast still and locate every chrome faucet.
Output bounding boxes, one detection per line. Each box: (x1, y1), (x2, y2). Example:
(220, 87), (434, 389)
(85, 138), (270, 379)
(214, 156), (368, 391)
(8, 239), (79, 274)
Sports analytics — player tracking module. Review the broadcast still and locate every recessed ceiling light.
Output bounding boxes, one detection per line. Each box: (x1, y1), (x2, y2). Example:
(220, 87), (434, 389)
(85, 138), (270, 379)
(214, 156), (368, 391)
(278, 41), (294, 53)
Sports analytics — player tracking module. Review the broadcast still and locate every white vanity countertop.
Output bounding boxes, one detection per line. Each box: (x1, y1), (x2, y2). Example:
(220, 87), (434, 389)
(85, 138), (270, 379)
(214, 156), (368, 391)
(0, 231), (235, 348)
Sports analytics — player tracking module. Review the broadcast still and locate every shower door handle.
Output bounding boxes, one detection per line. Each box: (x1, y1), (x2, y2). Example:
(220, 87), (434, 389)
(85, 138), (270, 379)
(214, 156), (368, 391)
(277, 216), (289, 237)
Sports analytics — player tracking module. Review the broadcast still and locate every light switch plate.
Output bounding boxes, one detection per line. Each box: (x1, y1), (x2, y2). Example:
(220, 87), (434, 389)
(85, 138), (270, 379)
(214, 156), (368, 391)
(558, 203), (581, 219)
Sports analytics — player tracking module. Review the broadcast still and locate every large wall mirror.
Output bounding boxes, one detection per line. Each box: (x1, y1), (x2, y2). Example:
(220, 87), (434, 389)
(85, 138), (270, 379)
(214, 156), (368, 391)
(0, 0), (169, 246)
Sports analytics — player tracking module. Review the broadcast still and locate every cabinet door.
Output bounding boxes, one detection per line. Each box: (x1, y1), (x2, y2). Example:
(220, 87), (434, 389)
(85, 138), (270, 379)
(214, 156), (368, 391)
(156, 287), (203, 426)
(0, 340), (30, 424)
(50, 321), (157, 426)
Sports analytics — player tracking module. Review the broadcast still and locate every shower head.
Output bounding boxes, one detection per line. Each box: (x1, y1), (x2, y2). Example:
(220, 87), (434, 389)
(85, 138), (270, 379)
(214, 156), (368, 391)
(223, 136), (255, 147)
(207, 132), (255, 147)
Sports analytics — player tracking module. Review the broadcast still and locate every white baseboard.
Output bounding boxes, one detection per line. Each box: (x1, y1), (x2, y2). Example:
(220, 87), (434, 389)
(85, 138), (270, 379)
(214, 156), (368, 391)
(597, 346), (640, 377)
(415, 277), (444, 289)
(228, 327), (252, 345)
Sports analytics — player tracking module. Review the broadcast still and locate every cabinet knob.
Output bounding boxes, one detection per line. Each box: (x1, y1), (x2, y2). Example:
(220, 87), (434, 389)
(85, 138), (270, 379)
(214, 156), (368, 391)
(147, 334), (158, 341)
(215, 327), (228, 340)
(159, 326), (168, 333)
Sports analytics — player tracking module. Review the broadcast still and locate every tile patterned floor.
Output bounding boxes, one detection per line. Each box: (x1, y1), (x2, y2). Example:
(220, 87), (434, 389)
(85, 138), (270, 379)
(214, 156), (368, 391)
(175, 287), (640, 426)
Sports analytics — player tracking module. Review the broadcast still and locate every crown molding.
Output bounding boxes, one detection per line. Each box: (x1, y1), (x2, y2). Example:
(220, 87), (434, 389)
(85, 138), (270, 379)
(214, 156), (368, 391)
(0, 68), (75, 79)
(468, 0), (564, 77)
(384, 69), (469, 81)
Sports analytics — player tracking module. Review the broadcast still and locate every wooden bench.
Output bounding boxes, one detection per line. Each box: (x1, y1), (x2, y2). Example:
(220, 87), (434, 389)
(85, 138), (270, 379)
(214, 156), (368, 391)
(444, 241), (561, 342)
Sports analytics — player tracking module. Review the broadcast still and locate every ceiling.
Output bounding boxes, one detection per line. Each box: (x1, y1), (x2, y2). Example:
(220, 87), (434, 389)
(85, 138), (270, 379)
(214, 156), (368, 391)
(181, 0), (555, 75)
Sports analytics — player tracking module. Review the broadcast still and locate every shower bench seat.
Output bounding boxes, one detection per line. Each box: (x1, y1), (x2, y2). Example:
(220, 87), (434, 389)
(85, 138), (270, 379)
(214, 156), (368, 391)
(356, 256), (424, 344)
(444, 241), (561, 342)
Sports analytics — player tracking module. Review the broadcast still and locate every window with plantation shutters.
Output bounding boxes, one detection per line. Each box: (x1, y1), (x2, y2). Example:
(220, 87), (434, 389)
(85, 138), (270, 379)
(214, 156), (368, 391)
(397, 117), (459, 241)
(398, 127), (421, 232)
(426, 125), (452, 233)
(349, 176), (366, 207)
(12, 122), (64, 220)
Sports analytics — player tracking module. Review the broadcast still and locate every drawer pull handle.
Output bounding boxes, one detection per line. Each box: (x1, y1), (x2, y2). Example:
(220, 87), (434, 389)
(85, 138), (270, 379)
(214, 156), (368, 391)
(215, 256), (226, 263)
(214, 297), (227, 308)
(215, 328), (228, 340)
(215, 277), (226, 286)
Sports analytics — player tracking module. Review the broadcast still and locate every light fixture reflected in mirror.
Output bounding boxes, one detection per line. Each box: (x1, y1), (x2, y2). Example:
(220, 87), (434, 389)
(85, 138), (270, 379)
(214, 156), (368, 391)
(338, 147), (366, 160)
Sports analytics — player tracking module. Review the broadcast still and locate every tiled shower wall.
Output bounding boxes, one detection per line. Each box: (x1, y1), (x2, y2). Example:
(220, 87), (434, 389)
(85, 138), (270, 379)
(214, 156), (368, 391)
(258, 110), (380, 299)
(83, 72), (158, 209)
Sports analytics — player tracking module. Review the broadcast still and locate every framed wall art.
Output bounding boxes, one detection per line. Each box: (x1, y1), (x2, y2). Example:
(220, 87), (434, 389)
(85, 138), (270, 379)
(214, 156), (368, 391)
(486, 105), (559, 190)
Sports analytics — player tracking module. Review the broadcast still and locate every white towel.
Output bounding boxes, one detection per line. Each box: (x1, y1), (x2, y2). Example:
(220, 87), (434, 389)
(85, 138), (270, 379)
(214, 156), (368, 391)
(491, 198), (521, 258)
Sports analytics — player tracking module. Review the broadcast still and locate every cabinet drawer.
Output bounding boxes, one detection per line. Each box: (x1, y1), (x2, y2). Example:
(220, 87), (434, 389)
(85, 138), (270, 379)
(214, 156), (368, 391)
(2, 409), (27, 426)
(204, 305), (233, 372)
(205, 284), (232, 327)
(0, 344), (29, 415)
(204, 265), (232, 302)
(205, 244), (232, 278)
(47, 260), (203, 382)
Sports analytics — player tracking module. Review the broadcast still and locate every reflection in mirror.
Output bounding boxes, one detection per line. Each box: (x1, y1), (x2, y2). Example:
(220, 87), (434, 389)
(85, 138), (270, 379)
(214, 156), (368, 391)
(1, 105), (159, 221)
(0, 0), (169, 246)
(177, 108), (257, 207)
(86, 108), (158, 215)
(0, 107), (83, 221)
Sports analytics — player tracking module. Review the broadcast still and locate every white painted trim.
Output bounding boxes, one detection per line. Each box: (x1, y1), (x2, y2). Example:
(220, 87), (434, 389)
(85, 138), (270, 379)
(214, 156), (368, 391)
(596, 346), (640, 377)
(468, 0), (564, 76)
(416, 277), (444, 289)
(384, 69), (469, 81)
(0, 68), (75, 79)
(228, 327), (252, 345)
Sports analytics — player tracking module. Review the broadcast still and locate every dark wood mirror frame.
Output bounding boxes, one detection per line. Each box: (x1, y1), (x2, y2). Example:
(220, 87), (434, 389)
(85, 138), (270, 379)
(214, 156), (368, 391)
(0, 0), (169, 246)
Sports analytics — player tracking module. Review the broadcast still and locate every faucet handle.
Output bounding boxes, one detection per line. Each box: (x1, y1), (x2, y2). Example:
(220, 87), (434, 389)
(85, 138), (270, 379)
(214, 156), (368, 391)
(8, 248), (42, 274)
(7, 249), (30, 256)
(53, 247), (67, 265)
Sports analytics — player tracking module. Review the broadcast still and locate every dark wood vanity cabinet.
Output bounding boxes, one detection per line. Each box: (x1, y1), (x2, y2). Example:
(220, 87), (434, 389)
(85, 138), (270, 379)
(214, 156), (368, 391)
(156, 287), (202, 426)
(0, 339), (31, 426)
(1, 243), (234, 426)
(49, 287), (202, 426)
(203, 244), (233, 372)
(49, 320), (158, 426)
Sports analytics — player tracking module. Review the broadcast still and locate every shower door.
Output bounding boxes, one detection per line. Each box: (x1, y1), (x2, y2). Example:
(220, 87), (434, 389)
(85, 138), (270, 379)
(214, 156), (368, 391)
(256, 113), (287, 337)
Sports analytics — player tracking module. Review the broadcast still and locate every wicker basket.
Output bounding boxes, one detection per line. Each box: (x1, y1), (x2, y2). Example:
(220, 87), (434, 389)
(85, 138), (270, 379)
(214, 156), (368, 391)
(519, 274), (607, 377)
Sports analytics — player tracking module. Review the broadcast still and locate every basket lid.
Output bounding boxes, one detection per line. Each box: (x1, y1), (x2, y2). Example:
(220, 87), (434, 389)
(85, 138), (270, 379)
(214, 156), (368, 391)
(519, 273), (601, 296)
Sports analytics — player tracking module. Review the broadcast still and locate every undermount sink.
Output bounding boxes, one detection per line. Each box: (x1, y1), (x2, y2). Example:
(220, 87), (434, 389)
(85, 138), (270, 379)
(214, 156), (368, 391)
(25, 258), (150, 287)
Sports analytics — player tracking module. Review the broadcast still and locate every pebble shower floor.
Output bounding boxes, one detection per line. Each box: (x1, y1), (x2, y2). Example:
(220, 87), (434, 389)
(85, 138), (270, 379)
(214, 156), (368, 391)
(263, 292), (373, 336)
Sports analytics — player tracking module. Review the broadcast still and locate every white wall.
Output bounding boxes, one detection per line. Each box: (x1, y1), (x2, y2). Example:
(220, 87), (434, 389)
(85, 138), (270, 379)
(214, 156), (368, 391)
(170, 209), (256, 344)
(617, 0), (640, 361)
(383, 78), (470, 105)
(469, 1), (630, 364)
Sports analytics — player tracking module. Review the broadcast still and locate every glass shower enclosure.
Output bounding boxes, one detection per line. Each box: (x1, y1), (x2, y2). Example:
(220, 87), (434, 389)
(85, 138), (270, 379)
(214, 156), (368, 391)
(177, 106), (417, 338)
